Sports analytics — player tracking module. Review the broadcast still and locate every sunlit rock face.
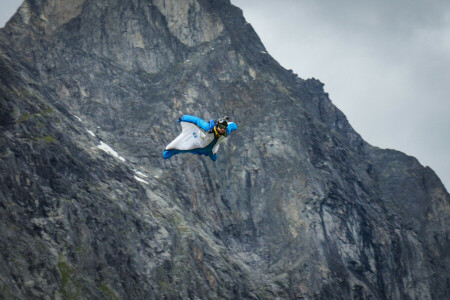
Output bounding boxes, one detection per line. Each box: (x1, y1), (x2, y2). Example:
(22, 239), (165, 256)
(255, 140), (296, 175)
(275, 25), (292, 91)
(1, 0), (448, 299)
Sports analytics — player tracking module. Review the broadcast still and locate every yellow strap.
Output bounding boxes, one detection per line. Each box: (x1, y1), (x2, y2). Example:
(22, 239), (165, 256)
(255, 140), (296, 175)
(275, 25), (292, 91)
(213, 126), (222, 138)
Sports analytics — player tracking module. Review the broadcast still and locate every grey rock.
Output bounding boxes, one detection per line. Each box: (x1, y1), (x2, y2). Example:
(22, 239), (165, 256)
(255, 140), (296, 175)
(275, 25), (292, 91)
(0, 0), (448, 299)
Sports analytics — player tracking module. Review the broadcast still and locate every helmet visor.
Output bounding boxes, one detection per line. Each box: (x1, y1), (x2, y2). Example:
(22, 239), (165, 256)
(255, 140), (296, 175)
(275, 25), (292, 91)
(218, 123), (227, 130)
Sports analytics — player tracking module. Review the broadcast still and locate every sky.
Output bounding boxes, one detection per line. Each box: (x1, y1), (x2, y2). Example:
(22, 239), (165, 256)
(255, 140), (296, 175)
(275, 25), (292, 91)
(0, 1), (22, 28)
(1, 1), (449, 190)
(230, 0), (450, 190)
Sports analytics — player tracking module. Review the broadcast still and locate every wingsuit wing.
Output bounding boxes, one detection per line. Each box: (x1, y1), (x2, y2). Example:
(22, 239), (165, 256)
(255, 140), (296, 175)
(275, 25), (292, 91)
(226, 122), (238, 134)
(165, 121), (208, 151)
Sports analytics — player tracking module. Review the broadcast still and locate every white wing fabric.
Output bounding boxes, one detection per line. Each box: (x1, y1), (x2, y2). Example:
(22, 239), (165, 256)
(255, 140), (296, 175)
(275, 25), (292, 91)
(165, 122), (212, 151)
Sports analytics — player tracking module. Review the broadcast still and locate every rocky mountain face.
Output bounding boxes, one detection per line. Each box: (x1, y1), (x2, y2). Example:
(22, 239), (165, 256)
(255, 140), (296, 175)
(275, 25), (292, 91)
(1, 0), (449, 299)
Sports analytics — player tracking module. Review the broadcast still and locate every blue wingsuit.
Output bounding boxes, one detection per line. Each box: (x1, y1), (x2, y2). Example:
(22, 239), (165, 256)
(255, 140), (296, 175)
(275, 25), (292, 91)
(163, 115), (238, 161)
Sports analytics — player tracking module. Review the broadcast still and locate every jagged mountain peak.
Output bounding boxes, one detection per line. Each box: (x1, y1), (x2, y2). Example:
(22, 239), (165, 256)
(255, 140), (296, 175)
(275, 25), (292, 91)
(5, 0), (268, 76)
(12, 0), (223, 41)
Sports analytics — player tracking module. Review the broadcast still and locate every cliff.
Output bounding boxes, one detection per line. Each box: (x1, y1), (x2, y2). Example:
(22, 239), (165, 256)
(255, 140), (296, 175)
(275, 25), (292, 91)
(0, 0), (449, 299)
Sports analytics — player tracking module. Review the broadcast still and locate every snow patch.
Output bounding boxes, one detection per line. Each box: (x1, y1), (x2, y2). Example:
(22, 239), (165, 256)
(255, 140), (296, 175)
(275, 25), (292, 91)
(134, 175), (148, 184)
(135, 171), (148, 178)
(97, 141), (126, 162)
(73, 115), (82, 122)
(86, 129), (96, 137)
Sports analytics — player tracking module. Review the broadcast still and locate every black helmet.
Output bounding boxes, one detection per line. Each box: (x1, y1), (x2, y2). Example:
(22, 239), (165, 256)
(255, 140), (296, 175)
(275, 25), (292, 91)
(217, 116), (228, 130)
